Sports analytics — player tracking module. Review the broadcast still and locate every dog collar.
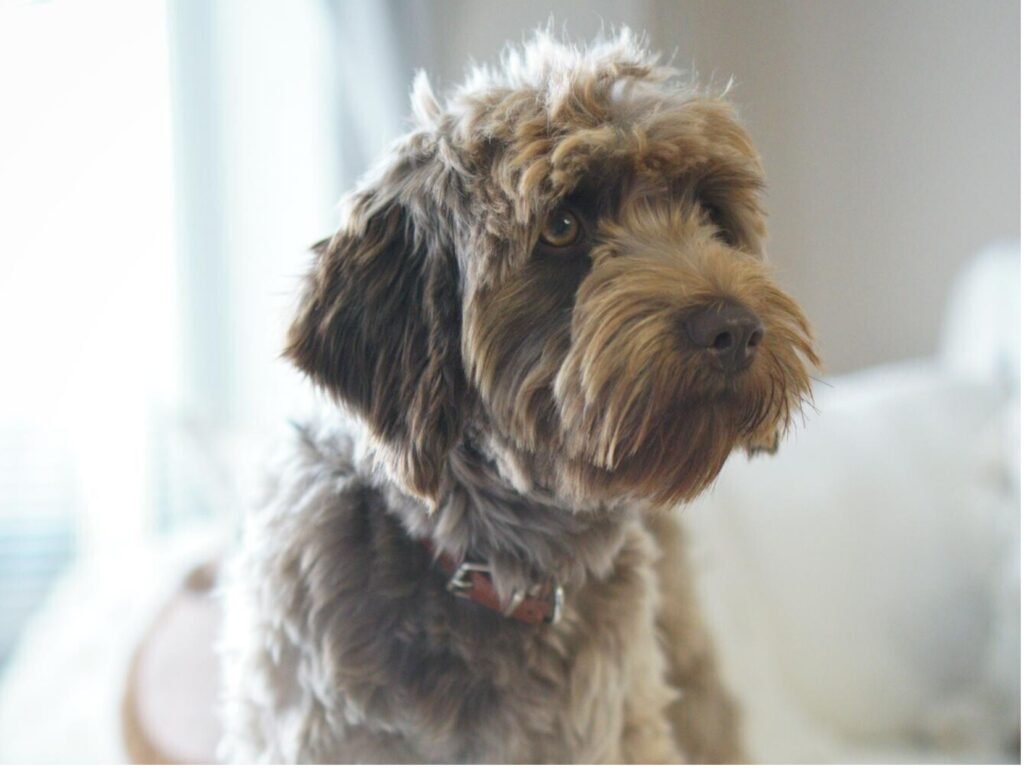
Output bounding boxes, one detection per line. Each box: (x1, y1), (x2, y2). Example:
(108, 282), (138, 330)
(421, 539), (564, 625)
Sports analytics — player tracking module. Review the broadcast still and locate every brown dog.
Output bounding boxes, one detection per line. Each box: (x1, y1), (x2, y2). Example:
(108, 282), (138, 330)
(220, 30), (816, 763)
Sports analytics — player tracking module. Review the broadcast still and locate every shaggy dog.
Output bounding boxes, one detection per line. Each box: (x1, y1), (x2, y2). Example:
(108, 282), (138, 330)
(220, 30), (817, 763)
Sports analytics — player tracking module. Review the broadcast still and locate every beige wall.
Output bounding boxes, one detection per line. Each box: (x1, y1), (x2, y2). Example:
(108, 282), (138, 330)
(650, 0), (1020, 373)
(417, 0), (1019, 373)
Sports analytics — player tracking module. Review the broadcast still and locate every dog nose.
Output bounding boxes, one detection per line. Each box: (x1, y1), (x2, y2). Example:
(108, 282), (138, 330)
(684, 301), (764, 373)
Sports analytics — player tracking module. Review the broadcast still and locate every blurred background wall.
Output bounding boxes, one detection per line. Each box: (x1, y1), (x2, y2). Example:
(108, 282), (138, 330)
(655, 0), (1020, 374)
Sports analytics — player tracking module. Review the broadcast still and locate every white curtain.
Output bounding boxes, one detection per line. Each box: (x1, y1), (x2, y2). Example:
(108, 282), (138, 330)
(161, 0), (423, 531)
(0, 0), (423, 664)
(0, 0), (176, 659)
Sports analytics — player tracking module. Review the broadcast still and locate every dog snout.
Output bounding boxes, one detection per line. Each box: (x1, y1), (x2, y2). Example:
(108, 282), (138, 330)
(684, 301), (764, 373)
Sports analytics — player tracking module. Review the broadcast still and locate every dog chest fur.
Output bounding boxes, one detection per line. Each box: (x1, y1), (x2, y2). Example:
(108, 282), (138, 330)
(220, 423), (681, 763)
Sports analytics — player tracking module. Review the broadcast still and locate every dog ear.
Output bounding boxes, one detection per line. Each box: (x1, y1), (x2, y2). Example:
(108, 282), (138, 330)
(286, 171), (465, 503)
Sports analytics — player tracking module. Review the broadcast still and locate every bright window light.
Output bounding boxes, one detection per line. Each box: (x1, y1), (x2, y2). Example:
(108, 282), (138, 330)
(0, 0), (176, 561)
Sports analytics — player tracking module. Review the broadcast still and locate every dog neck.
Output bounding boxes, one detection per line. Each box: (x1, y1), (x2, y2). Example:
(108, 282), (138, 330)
(392, 436), (637, 606)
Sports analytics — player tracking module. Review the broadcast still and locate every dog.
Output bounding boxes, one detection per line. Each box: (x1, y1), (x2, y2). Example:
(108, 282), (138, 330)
(219, 30), (817, 763)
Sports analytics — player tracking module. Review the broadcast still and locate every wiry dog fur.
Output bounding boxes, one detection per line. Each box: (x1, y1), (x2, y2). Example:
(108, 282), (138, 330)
(220, 30), (817, 763)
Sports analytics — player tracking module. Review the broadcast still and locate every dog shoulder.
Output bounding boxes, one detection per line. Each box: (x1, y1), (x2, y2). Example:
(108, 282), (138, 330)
(220, 413), (417, 760)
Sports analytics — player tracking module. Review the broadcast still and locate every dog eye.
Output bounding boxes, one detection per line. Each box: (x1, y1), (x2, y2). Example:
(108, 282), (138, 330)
(539, 208), (582, 248)
(703, 203), (738, 247)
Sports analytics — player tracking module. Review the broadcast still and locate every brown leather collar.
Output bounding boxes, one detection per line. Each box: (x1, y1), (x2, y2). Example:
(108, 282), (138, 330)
(421, 539), (563, 626)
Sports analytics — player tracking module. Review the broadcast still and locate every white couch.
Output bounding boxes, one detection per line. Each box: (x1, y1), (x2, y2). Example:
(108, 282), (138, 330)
(687, 242), (1020, 762)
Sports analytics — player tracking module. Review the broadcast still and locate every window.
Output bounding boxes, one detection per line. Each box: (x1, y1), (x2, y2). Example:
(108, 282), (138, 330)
(0, 0), (175, 664)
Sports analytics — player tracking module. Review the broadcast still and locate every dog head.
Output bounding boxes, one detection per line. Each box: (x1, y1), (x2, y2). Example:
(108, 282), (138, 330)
(287, 31), (818, 507)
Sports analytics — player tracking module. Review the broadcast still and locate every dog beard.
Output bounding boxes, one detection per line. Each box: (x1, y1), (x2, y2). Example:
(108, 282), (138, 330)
(468, 213), (816, 507)
(554, 245), (815, 504)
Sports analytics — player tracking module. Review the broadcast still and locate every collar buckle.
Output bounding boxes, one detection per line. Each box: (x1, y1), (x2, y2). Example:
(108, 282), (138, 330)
(446, 560), (490, 597)
(429, 542), (564, 625)
(549, 583), (564, 624)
